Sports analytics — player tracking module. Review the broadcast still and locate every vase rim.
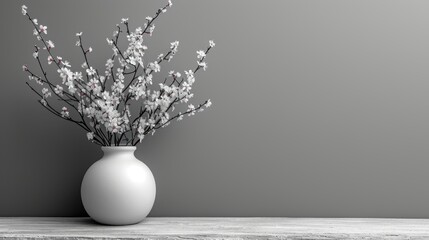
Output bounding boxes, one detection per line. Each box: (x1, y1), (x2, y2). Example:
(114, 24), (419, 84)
(101, 146), (137, 150)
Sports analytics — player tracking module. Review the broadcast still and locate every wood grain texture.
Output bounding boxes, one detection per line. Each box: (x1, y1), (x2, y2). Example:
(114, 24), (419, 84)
(1, 217), (429, 239)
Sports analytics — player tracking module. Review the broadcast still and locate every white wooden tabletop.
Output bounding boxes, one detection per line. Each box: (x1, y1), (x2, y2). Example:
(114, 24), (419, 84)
(1, 217), (429, 239)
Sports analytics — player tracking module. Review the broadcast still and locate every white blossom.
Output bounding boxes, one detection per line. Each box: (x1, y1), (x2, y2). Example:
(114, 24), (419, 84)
(112, 80), (125, 93)
(32, 52), (38, 59)
(88, 47), (93, 53)
(57, 67), (73, 84)
(32, 19), (38, 25)
(116, 68), (125, 80)
(106, 38), (113, 45)
(196, 50), (206, 59)
(148, 119), (156, 127)
(67, 85), (76, 94)
(160, 112), (170, 125)
(146, 16), (153, 21)
(21, 5), (27, 15)
(121, 18), (129, 23)
(168, 0), (173, 7)
(205, 99), (212, 108)
(41, 88), (51, 98)
(46, 40), (55, 49)
(112, 46), (119, 56)
(129, 83), (146, 100)
(87, 79), (102, 94)
(54, 85), (63, 96)
(47, 56), (54, 64)
(187, 104), (195, 116)
(76, 32), (82, 36)
(61, 107), (69, 118)
(22, 65), (28, 71)
(148, 62), (160, 72)
(87, 132), (94, 140)
(177, 113), (184, 121)
(135, 26), (143, 35)
(170, 41), (179, 53)
(35, 78), (43, 85)
(86, 67), (96, 76)
(63, 60), (71, 68)
(138, 132), (145, 142)
(118, 57), (126, 67)
(185, 70), (194, 84)
(74, 71), (83, 80)
(209, 40), (215, 48)
(127, 56), (137, 65)
(149, 25), (155, 36)
(137, 119), (146, 142)
(146, 74), (153, 85)
(198, 61), (207, 71)
(39, 25), (47, 34)
(105, 59), (114, 69)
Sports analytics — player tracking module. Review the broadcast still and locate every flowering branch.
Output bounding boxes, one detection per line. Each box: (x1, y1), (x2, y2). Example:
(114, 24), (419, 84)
(25, 82), (104, 146)
(21, 1), (215, 146)
(141, 0), (172, 36)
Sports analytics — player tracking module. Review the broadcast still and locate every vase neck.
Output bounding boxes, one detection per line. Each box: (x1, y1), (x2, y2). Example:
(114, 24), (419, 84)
(101, 146), (136, 157)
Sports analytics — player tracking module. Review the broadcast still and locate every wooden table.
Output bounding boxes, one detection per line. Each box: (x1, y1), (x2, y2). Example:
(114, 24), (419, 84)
(1, 217), (429, 239)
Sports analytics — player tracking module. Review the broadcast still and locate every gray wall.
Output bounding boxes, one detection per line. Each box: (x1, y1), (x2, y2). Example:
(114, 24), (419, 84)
(2, 0), (429, 217)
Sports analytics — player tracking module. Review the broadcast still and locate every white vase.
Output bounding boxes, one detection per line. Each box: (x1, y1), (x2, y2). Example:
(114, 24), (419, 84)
(81, 146), (156, 225)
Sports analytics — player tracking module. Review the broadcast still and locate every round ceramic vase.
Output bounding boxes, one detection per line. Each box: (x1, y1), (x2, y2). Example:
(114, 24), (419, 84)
(81, 146), (156, 225)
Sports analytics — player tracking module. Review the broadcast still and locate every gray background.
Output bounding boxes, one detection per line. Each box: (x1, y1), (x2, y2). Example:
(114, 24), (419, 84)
(1, 0), (429, 217)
